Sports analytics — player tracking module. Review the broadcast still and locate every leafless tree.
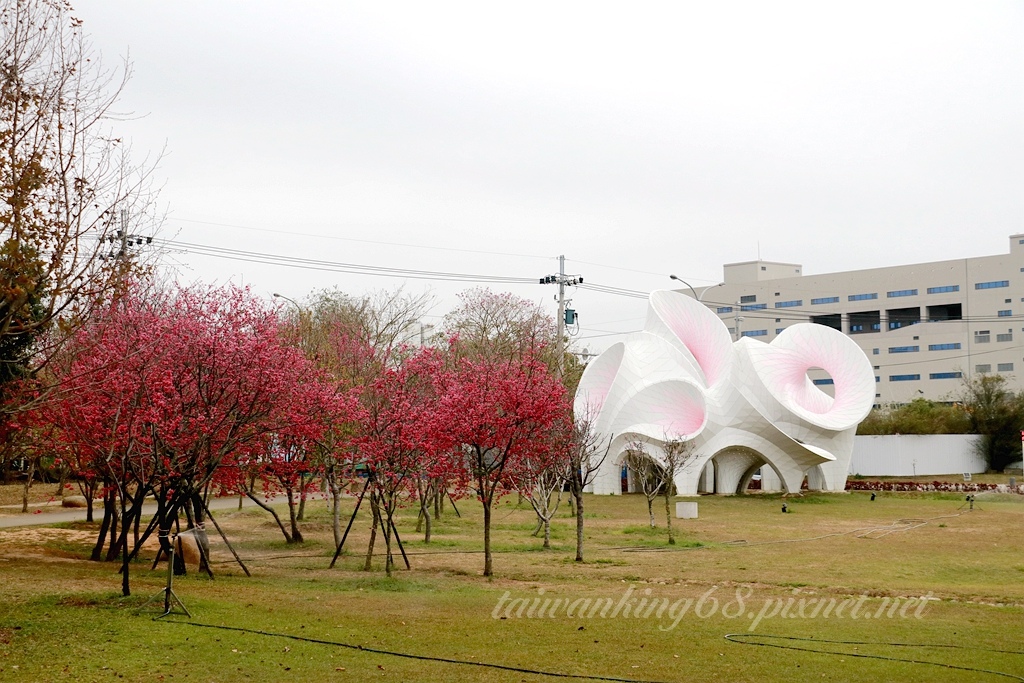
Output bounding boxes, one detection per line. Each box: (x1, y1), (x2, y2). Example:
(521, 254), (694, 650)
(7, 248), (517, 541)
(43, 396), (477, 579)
(566, 415), (611, 561)
(659, 436), (695, 545)
(514, 447), (571, 550)
(1, 0), (160, 420)
(440, 287), (557, 365)
(625, 439), (666, 529)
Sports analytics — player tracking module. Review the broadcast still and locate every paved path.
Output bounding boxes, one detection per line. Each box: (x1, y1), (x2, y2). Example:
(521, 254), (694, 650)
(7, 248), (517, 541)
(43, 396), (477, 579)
(0, 496), (259, 529)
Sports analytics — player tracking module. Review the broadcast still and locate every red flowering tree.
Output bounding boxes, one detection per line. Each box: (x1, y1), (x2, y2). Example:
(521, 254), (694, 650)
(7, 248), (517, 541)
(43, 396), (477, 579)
(357, 346), (454, 575)
(440, 346), (566, 577)
(43, 282), (328, 595)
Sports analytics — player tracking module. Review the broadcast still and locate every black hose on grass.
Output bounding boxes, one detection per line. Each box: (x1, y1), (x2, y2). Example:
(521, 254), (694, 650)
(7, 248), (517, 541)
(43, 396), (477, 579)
(161, 620), (677, 683)
(724, 633), (1024, 681)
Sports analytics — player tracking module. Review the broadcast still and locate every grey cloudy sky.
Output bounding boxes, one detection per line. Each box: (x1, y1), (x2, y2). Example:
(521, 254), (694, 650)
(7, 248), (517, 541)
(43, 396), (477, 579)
(73, 1), (1023, 350)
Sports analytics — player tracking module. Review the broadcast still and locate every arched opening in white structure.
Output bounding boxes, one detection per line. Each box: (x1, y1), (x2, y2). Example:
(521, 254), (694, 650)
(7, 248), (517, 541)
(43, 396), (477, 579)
(805, 365), (836, 399)
(708, 447), (790, 495)
(621, 449), (673, 495)
(737, 459), (787, 494)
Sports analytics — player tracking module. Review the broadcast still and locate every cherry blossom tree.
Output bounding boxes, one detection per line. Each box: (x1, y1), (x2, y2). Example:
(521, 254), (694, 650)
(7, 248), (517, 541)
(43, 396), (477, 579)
(440, 346), (565, 577)
(43, 282), (328, 595)
(357, 346), (453, 575)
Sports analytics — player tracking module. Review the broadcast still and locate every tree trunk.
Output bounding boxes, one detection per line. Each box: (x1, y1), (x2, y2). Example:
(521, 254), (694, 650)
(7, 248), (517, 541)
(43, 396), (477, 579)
(419, 500), (432, 543)
(286, 487), (304, 543)
(364, 491), (379, 571)
(82, 479), (96, 523)
(664, 491), (675, 545)
(20, 458), (34, 513)
(647, 498), (656, 528)
(91, 491), (114, 561)
(190, 493), (213, 572)
(297, 473), (308, 521)
(329, 478), (343, 548)
(543, 517), (551, 549)
(381, 498), (394, 577)
(483, 495), (493, 577)
(574, 488), (585, 562)
(245, 490), (292, 543)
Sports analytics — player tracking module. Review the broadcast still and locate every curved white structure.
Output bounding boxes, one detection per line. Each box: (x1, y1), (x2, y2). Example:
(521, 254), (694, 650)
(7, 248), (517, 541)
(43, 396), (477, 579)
(575, 290), (875, 495)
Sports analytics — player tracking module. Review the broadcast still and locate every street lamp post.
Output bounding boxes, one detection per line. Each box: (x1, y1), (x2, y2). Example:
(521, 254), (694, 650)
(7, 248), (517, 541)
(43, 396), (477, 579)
(272, 292), (301, 310)
(668, 275), (725, 302)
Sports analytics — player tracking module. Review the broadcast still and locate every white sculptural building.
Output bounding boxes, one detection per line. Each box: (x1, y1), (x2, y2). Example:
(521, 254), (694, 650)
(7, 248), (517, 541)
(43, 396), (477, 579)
(574, 290), (876, 495)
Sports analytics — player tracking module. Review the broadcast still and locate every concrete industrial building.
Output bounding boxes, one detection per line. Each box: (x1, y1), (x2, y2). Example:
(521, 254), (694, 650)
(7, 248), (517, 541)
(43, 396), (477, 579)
(678, 234), (1024, 405)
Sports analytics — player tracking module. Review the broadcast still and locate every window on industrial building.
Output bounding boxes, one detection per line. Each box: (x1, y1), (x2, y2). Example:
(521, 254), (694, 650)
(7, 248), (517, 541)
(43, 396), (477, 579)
(998, 310), (1012, 317)
(741, 303), (766, 311)
(888, 346), (919, 353)
(976, 364), (992, 373)
(875, 377), (880, 383)
(929, 372), (962, 380)
(975, 330), (991, 343)
(997, 332), (1014, 342)
(849, 310), (880, 334)
(775, 300), (802, 308)
(811, 296), (839, 305)
(717, 306), (733, 314)
(976, 280), (1009, 289)
(889, 374), (921, 382)
(812, 378), (834, 386)
(761, 266), (767, 271)
(887, 289), (918, 298)
(740, 294), (757, 303)
(887, 307), (921, 329)
(928, 343), (961, 351)
(872, 348), (879, 355)
(741, 330), (768, 337)
(775, 328), (785, 334)
(926, 285), (959, 294)
(998, 363), (1014, 372)
(926, 303), (962, 321)
(810, 314), (842, 331)
(849, 293), (878, 301)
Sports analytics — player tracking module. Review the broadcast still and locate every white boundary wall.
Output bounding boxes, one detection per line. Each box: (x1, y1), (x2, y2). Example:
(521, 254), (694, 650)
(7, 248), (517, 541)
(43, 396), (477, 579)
(851, 435), (986, 477)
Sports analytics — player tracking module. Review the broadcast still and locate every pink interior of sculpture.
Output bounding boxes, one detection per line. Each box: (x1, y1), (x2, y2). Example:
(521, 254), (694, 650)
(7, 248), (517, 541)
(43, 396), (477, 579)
(649, 290), (732, 387)
(614, 379), (707, 439)
(757, 327), (875, 428)
(573, 341), (624, 419)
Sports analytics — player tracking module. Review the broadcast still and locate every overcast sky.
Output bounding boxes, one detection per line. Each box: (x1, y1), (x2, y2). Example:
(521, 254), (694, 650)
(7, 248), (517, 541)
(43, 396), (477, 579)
(72, 1), (1023, 352)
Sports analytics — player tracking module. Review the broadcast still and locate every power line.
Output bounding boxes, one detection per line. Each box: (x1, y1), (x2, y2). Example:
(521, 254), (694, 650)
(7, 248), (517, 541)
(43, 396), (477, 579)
(173, 218), (551, 261)
(159, 239), (538, 285)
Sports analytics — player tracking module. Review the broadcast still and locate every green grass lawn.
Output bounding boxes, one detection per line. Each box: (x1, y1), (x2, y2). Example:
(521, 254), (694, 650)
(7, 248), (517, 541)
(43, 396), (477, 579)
(1, 490), (1022, 682)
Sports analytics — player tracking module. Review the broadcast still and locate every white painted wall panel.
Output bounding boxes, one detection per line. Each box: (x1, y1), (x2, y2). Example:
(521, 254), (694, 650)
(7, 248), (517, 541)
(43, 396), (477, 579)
(850, 435), (986, 476)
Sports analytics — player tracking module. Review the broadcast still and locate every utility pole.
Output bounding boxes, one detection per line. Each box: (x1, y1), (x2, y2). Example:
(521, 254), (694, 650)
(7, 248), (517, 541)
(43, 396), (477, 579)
(539, 255), (583, 380)
(557, 255), (566, 378)
(734, 303), (743, 341)
(104, 208), (153, 264)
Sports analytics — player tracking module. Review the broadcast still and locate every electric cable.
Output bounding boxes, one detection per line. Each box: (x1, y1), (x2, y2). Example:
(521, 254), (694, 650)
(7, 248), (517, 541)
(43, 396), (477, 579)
(156, 239), (539, 285)
(161, 621), (677, 683)
(173, 218), (551, 260)
(724, 633), (1024, 681)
